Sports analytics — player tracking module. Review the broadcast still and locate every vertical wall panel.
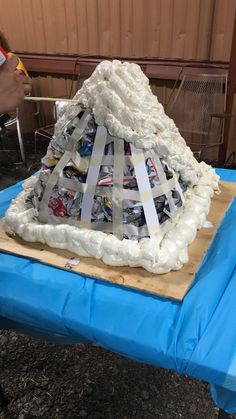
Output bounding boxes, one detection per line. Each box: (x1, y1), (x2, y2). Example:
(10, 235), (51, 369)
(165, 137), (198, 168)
(171, 0), (188, 59)
(19, 0), (34, 52)
(184, 0), (200, 58)
(120, 0), (133, 56)
(36, 0), (54, 52)
(40, 0), (68, 53)
(97, 0), (111, 56)
(210, 0), (236, 61)
(0, 0), (26, 51)
(132, 0), (146, 56)
(30, 0), (47, 53)
(78, 0), (90, 54)
(109, 0), (122, 56)
(85, 0), (99, 55)
(146, 0), (161, 56)
(159, 0), (173, 58)
(196, 0), (214, 59)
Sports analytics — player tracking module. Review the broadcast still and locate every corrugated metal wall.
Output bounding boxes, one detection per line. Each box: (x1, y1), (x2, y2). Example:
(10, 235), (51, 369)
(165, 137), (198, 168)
(0, 0), (235, 60)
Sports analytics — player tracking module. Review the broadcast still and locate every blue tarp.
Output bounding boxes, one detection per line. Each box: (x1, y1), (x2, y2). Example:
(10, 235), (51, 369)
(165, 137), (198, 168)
(0, 168), (236, 413)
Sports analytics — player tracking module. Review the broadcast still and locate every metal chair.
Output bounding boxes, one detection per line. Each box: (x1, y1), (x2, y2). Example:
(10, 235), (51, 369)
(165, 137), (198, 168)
(0, 108), (26, 163)
(167, 70), (233, 163)
(34, 100), (68, 154)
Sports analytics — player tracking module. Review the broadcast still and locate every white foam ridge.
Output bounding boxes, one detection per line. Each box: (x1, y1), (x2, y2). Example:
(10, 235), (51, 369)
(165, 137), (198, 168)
(54, 60), (218, 186)
(3, 60), (220, 274)
(4, 174), (216, 274)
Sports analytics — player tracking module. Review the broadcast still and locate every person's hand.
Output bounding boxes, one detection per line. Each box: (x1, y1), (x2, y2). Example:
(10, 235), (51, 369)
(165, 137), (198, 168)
(18, 70), (32, 97)
(0, 54), (30, 113)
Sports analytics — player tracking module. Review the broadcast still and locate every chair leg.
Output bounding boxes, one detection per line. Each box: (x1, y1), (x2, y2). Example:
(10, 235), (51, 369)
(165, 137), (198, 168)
(0, 385), (9, 410)
(218, 408), (232, 418)
(34, 131), (38, 156)
(16, 111), (26, 164)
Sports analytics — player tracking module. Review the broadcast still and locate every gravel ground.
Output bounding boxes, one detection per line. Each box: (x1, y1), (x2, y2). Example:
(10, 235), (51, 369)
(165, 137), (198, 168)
(0, 331), (220, 419)
(0, 134), (235, 418)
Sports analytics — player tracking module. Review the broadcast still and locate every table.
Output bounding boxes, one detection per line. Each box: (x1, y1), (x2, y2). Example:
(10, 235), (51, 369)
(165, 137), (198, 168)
(0, 168), (236, 415)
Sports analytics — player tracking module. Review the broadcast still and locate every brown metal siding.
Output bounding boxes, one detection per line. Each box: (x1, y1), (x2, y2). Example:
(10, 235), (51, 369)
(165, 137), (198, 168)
(0, 0), (235, 60)
(210, 0), (236, 61)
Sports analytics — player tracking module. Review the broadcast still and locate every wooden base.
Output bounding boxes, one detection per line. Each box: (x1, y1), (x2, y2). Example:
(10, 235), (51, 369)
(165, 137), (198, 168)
(0, 181), (235, 301)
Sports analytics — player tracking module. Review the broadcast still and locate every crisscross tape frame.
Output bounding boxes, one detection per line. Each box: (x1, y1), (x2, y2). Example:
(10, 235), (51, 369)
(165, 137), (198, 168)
(38, 110), (185, 240)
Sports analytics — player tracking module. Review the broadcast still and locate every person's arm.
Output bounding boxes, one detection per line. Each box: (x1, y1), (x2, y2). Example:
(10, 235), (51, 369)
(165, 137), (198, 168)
(0, 54), (32, 113)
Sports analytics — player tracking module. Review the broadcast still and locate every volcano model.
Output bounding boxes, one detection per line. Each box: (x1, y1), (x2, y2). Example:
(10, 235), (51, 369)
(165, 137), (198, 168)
(4, 60), (219, 273)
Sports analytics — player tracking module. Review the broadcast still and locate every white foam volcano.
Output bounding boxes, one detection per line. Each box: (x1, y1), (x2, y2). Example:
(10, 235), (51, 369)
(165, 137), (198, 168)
(3, 60), (219, 273)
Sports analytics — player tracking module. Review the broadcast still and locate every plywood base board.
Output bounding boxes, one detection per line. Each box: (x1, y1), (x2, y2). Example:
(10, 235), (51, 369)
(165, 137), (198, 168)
(0, 181), (235, 301)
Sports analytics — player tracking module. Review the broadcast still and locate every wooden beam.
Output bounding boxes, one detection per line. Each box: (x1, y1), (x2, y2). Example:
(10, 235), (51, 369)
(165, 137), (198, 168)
(18, 54), (79, 75)
(17, 53), (229, 81)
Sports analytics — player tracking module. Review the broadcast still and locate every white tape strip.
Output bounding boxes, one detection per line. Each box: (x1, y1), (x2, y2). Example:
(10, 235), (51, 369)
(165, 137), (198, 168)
(131, 144), (161, 240)
(38, 150), (73, 223)
(80, 126), (107, 228)
(38, 110), (91, 222)
(149, 151), (177, 217)
(112, 139), (125, 239)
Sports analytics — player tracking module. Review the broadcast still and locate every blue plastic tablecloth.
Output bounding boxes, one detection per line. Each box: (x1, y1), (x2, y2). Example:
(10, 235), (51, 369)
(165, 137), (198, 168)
(0, 168), (236, 413)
